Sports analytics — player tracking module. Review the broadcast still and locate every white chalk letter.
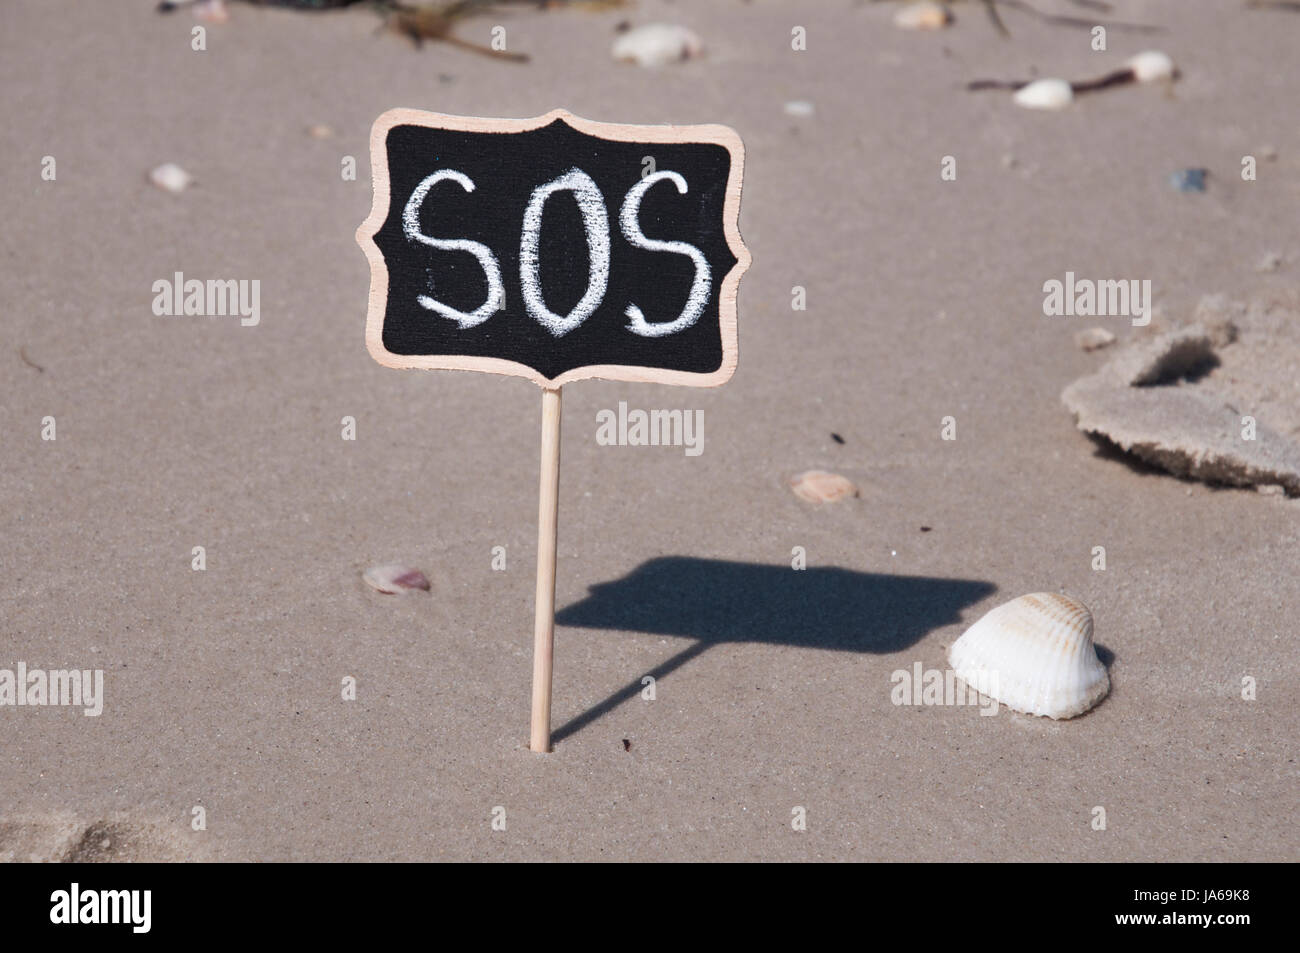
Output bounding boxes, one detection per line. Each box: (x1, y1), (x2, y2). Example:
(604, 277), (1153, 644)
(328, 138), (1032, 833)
(620, 171), (711, 338)
(403, 170), (505, 328)
(520, 168), (610, 337)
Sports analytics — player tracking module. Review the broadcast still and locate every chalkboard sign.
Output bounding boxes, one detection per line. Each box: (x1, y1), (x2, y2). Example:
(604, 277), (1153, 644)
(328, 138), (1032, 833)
(358, 109), (749, 387)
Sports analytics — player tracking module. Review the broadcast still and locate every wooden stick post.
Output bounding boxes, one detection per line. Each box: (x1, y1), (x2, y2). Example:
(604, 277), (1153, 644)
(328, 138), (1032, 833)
(530, 386), (562, 752)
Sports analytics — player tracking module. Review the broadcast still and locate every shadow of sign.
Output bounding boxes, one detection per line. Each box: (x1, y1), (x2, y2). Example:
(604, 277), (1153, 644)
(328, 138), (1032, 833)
(552, 557), (997, 743)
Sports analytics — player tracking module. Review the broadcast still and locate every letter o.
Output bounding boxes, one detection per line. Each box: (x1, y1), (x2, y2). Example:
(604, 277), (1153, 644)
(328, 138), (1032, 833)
(519, 167), (610, 337)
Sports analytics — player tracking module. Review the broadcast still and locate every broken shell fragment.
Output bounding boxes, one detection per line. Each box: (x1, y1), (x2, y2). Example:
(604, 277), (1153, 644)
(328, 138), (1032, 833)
(1075, 327), (1117, 352)
(789, 470), (859, 504)
(363, 565), (431, 595)
(193, 0), (229, 24)
(948, 592), (1110, 719)
(149, 162), (192, 193)
(893, 1), (952, 30)
(1126, 50), (1175, 83)
(1013, 78), (1073, 110)
(611, 23), (703, 68)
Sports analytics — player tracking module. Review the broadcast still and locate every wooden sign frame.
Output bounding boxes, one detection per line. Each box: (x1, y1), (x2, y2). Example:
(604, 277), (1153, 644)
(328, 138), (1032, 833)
(356, 107), (750, 389)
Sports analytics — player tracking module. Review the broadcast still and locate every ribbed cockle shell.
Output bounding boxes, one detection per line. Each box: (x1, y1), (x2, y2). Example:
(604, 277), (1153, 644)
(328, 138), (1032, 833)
(948, 592), (1110, 719)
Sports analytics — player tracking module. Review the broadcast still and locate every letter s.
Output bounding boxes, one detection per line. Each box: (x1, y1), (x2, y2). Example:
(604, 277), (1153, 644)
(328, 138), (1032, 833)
(620, 171), (711, 338)
(402, 170), (505, 328)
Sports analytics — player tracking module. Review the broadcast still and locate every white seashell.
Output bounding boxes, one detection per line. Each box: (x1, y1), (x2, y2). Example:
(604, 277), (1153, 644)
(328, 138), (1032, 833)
(363, 564), (430, 595)
(948, 592), (1110, 719)
(611, 24), (703, 68)
(1126, 50), (1175, 83)
(893, 1), (952, 30)
(149, 162), (192, 193)
(789, 470), (858, 504)
(784, 100), (815, 118)
(1013, 79), (1073, 110)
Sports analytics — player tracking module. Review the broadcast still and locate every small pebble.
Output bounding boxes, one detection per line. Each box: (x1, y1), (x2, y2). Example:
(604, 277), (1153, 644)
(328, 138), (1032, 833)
(1001, 154), (1018, 169)
(307, 124), (335, 140)
(893, 1), (952, 30)
(788, 470), (859, 504)
(193, 0), (229, 24)
(1257, 484), (1285, 497)
(1256, 252), (1284, 273)
(363, 564), (431, 594)
(1013, 79), (1073, 111)
(1168, 168), (1208, 193)
(784, 100), (815, 118)
(1259, 145), (1278, 162)
(149, 162), (192, 193)
(611, 24), (702, 68)
(1075, 327), (1117, 352)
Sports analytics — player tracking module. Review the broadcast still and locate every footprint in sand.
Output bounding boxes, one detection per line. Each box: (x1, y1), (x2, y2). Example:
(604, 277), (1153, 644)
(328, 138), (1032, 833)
(0, 813), (209, 863)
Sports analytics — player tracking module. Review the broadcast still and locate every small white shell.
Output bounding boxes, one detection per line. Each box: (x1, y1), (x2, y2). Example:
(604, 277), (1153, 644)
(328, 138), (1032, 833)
(893, 1), (952, 30)
(1126, 50), (1175, 83)
(948, 592), (1110, 719)
(149, 162), (192, 193)
(1013, 78), (1074, 110)
(363, 565), (430, 595)
(784, 100), (815, 118)
(789, 470), (858, 504)
(611, 24), (703, 68)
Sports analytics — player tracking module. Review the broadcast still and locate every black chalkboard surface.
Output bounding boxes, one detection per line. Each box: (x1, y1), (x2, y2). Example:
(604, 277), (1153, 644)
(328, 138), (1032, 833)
(358, 109), (749, 387)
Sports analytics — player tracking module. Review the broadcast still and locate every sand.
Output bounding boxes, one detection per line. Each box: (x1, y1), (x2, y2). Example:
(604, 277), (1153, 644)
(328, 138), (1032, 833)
(1063, 308), (1300, 494)
(1, 0), (1296, 862)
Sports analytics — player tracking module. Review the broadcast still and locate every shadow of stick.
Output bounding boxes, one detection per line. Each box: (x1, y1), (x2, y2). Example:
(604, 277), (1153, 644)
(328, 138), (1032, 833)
(551, 640), (710, 744)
